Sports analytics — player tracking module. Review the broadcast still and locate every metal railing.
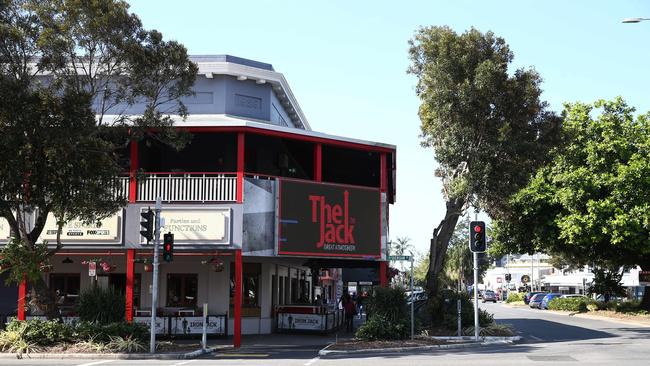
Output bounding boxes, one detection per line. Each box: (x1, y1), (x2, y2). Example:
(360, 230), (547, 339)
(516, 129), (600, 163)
(113, 176), (130, 201)
(136, 173), (237, 202)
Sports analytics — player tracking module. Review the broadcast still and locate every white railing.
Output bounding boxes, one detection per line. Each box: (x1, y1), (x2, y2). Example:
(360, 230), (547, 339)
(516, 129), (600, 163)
(137, 173), (237, 202)
(113, 176), (130, 201)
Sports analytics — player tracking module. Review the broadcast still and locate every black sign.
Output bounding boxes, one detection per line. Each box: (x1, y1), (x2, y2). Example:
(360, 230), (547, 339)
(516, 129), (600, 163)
(278, 180), (381, 258)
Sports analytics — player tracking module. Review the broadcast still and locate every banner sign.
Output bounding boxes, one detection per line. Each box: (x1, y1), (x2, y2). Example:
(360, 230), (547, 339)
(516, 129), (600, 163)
(169, 316), (226, 335)
(278, 313), (324, 331)
(41, 212), (122, 244)
(134, 317), (167, 334)
(278, 180), (380, 258)
(150, 208), (230, 245)
(0, 217), (10, 241)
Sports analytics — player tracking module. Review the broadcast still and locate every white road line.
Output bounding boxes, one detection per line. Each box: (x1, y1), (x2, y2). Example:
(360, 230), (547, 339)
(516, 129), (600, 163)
(76, 361), (115, 366)
(171, 360), (195, 366)
(529, 335), (544, 341)
(304, 356), (320, 366)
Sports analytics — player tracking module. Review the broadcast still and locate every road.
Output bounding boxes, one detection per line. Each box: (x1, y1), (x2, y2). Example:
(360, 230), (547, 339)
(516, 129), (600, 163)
(3, 302), (650, 365)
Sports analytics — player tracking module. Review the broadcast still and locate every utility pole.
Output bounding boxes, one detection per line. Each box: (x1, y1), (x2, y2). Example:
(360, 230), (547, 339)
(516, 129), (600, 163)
(150, 197), (162, 354)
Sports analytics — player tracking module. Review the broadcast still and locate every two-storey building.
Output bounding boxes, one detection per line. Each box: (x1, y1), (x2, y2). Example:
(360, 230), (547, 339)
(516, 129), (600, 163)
(0, 55), (396, 346)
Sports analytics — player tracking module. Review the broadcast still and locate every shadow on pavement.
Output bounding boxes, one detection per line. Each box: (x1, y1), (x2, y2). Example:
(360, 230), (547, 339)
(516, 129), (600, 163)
(497, 318), (614, 342)
(322, 344), (541, 360)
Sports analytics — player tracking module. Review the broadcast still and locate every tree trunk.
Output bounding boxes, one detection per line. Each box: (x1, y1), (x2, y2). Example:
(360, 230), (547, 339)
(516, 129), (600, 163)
(425, 198), (464, 299)
(640, 259), (650, 311)
(29, 276), (61, 320)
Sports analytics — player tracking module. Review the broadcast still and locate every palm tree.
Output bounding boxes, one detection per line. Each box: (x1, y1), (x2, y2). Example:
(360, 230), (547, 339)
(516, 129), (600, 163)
(389, 237), (413, 284)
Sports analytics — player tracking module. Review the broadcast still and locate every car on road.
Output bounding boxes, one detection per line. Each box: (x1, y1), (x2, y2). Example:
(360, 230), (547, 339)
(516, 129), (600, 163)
(529, 293), (546, 309)
(482, 290), (497, 303)
(540, 293), (563, 309)
(561, 294), (587, 299)
(524, 291), (545, 304)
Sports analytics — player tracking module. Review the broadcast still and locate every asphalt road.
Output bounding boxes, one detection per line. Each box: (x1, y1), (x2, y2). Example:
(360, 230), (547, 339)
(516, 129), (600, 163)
(3, 302), (650, 365)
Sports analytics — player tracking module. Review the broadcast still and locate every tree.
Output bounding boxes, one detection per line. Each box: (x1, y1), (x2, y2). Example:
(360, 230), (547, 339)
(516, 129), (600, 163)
(407, 26), (561, 298)
(440, 216), (490, 291)
(389, 236), (413, 273)
(492, 98), (650, 308)
(0, 0), (197, 317)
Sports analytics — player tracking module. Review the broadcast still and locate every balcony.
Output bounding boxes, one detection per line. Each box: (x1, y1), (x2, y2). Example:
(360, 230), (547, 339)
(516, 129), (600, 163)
(136, 173), (238, 203)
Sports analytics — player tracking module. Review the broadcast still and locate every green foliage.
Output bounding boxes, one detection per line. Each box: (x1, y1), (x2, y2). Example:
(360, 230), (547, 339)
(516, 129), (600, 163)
(505, 292), (524, 303)
(0, 238), (51, 285)
(355, 316), (409, 341)
(424, 291), (494, 330)
(77, 286), (126, 324)
(588, 268), (627, 302)
(408, 26), (560, 215)
(106, 335), (146, 353)
(364, 287), (408, 323)
(441, 216), (491, 289)
(492, 98), (650, 271)
(547, 297), (589, 312)
(6, 318), (72, 346)
(615, 300), (641, 313)
(73, 321), (148, 343)
(0, 0), (196, 312)
(355, 287), (410, 340)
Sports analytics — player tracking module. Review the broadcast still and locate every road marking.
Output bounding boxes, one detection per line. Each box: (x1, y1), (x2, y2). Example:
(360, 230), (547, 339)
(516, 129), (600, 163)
(529, 335), (544, 341)
(304, 356), (320, 366)
(171, 361), (195, 366)
(76, 361), (115, 366)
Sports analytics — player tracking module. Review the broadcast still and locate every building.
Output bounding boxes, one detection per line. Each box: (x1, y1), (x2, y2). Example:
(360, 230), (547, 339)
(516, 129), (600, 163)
(0, 55), (397, 346)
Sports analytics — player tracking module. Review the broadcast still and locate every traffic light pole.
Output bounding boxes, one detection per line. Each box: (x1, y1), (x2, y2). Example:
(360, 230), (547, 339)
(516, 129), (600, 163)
(473, 251), (479, 342)
(150, 197), (162, 354)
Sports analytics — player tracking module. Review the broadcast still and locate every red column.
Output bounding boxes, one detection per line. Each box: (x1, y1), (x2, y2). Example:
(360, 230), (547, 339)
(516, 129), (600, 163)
(379, 261), (388, 287)
(314, 143), (322, 182)
(125, 249), (135, 322)
(129, 141), (138, 203)
(17, 277), (26, 320)
(236, 132), (245, 203)
(380, 152), (387, 192)
(234, 249), (243, 348)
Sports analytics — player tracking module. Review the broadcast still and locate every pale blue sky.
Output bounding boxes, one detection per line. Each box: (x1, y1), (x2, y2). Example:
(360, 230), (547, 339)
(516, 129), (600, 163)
(129, 0), (650, 256)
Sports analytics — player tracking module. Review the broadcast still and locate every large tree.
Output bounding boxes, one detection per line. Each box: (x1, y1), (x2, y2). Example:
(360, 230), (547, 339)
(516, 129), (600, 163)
(407, 26), (561, 298)
(0, 0), (197, 317)
(492, 98), (650, 308)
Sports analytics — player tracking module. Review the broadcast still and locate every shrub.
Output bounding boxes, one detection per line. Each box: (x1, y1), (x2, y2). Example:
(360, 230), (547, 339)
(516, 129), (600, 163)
(615, 300), (640, 313)
(77, 286), (125, 324)
(463, 323), (514, 336)
(547, 297), (588, 312)
(106, 335), (146, 353)
(5, 318), (73, 346)
(73, 321), (148, 343)
(355, 316), (409, 341)
(505, 292), (524, 303)
(356, 287), (409, 340)
(434, 291), (494, 330)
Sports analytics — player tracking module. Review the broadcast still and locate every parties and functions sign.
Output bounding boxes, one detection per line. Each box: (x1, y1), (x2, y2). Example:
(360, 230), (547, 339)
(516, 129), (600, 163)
(40, 211), (123, 245)
(278, 180), (381, 258)
(155, 208), (231, 245)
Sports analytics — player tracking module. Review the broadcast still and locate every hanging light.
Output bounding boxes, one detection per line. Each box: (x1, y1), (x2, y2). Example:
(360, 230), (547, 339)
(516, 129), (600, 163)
(62, 257), (74, 264)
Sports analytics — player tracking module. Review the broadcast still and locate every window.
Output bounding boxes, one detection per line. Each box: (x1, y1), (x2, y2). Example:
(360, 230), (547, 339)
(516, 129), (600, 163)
(109, 273), (142, 308)
(230, 263), (261, 309)
(49, 273), (81, 306)
(166, 274), (198, 308)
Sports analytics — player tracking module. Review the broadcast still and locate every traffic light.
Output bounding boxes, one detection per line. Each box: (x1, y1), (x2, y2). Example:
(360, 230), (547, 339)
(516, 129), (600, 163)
(505, 273), (512, 282)
(163, 232), (174, 262)
(140, 208), (154, 243)
(469, 221), (486, 253)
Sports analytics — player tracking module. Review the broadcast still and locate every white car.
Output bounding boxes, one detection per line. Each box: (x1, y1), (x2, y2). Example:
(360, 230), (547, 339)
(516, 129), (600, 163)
(561, 294), (587, 299)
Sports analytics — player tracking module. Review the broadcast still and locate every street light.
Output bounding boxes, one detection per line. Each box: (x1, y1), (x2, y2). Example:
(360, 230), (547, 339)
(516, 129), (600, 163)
(622, 17), (650, 23)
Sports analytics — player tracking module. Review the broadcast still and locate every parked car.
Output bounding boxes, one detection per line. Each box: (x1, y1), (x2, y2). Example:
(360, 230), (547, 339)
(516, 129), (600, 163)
(524, 291), (545, 304)
(482, 290), (497, 303)
(529, 293), (546, 309)
(561, 294), (587, 299)
(540, 293), (563, 309)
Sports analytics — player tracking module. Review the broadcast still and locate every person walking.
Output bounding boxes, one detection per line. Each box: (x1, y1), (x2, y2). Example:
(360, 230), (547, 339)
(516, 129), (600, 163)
(343, 295), (357, 333)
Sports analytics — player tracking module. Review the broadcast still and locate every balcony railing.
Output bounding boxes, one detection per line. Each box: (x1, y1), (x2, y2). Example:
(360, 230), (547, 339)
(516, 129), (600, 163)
(114, 176), (130, 201)
(136, 173), (237, 202)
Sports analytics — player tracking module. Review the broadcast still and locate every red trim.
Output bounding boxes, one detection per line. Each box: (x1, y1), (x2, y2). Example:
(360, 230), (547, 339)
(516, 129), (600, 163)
(125, 249), (135, 322)
(233, 249), (242, 348)
(17, 277), (26, 321)
(129, 141), (138, 202)
(314, 143), (322, 182)
(141, 172), (237, 176)
(380, 152), (387, 193)
(181, 126), (395, 153)
(379, 261), (388, 287)
(277, 251), (381, 258)
(236, 133), (245, 203)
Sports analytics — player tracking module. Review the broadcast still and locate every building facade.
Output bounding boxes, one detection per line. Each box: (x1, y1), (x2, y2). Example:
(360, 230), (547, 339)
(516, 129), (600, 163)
(0, 55), (397, 346)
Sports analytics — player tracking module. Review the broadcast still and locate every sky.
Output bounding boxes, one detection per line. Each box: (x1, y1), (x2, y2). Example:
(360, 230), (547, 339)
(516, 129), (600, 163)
(129, 0), (650, 257)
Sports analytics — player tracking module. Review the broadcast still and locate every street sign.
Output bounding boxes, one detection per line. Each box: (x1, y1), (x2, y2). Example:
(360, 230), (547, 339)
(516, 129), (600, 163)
(88, 262), (96, 277)
(521, 274), (530, 283)
(388, 255), (412, 261)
